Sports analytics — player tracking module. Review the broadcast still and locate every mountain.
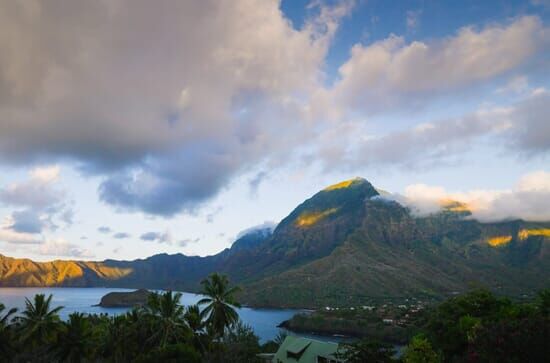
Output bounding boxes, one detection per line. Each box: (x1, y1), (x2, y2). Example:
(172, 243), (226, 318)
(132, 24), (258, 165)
(1, 177), (549, 308)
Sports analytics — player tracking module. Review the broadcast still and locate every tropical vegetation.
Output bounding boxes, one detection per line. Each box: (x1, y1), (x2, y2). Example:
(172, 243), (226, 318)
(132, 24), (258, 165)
(0, 279), (547, 362)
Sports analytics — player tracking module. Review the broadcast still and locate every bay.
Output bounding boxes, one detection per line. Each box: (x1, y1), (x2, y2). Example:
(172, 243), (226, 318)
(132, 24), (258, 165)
(0, 287), (322, 343)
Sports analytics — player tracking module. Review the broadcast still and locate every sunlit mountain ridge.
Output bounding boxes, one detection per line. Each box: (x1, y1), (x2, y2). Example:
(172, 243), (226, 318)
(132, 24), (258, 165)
(1, 177), (549, 308)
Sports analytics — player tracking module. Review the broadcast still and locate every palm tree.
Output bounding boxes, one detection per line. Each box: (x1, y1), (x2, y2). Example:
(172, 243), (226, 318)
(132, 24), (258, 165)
(56, 312), (97, 362)
(17, 294), (63, 349)
(184, 304), (203, 334)
(185, 304), (207, 353)
(0, 303), (17, 326)
(0, 303), (18, 358)
(198, 273), (241, 337)
(144, 291), (189, 347)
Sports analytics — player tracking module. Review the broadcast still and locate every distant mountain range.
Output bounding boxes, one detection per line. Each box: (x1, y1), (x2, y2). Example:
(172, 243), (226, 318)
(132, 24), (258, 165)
(1, 178), (549, 308)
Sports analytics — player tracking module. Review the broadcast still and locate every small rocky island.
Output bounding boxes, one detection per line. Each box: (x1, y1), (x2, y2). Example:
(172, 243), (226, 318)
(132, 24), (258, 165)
(96, 289), (150, 307)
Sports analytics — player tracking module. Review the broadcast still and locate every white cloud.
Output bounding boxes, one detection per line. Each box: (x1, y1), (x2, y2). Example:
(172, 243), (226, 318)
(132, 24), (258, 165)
(331, 16), (548, 114)
(30, 165), (60, 183)
(0, 227), (42, 245)
(0, 166), (65, 209)
(0, 165), (72, 236)
(314, 90), (549, 171)
(393, 170), (550, 222)
(496, 75), (530, 95)
(38, 238), (94, 258)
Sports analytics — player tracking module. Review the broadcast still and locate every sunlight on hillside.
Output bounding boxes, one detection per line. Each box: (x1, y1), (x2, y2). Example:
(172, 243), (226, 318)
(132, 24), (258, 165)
(296, 208), (339, 227)
(487, 236), (512, 247)
(0, 259), (134, 286)
(323, 178), (359, 191)
(85, 262), (134, 280)
(440, 199), (470, 213)
(518, 228), (550, 240)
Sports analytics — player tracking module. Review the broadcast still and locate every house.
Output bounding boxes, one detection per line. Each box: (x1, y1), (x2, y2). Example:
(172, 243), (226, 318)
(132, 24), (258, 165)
(272, 336), (345, 363)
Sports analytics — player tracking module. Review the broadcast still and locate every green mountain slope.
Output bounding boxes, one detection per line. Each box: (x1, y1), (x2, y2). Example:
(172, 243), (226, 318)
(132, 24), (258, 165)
(1, 178), (549, 308)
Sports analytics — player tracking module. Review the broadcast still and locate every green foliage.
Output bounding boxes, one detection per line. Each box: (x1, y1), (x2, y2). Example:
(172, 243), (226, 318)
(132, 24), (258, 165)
(135, 343), (200, 363)
(143, 290), (190, 347)
(0, 303), (18, 359)
(424, 288), (549, 362)
(536, 288), (550, 317)
(336, 338), (396, 363)
(467, 316), (550, 362)
(55, 312), (98, 362)
(402, 335), (439, 363)
(199, 272), (241, 337)
(0, 284), (547, 362)
(219, 321), (262, 363)
(0, 274), (253, 362)
(17, 294), (64, 351)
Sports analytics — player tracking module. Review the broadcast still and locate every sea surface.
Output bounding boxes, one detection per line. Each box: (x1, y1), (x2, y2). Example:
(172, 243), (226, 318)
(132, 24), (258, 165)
(0, 287), (340, 343)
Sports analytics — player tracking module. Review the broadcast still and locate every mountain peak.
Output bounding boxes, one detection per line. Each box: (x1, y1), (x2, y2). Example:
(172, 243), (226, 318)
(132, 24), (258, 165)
(323, 177), (368, 192)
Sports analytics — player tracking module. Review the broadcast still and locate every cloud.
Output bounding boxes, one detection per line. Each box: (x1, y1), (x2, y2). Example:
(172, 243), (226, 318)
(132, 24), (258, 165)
(97, 226), (111, 234)
(30, 165), (60, 183)
(0, 228), (42, 245)
(178, 237), (200, 247)
(140, 231), (172, 244)
(316, 90), (549, 170)
(507, 89), (550, 155)
(496, 75), (530, 95)
(392, 170), (550, 222)
(113, 232), (131, 239)
(9, 209), (43, 234)
(406, 10), (422, 31)
(236, 221), (277, 239)
(331, 16), (548, 114)
(206, 206), (223, 224)
(38, 238), (93, 258)
(0, 165), (72, 239)
(248, 171), (268, 197)
(0, 0), (352, 216)
(0, 165), (64, 209)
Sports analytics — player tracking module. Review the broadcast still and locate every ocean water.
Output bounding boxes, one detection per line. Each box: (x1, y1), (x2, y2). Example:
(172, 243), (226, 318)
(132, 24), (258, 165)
(0, 287), (310, 343)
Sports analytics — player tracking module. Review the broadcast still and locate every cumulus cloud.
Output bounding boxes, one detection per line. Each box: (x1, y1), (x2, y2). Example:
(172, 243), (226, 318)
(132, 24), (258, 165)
(0, 165), (72, 241)
(317, 89), (549, 170)
(331, 16), (548, 114)
(0, 2), (547, 220)
(113, 232), (131, 239)
(140, 231), (172, 244)
(0, 165), (63, 209)
(38, 238), (93, 258)
(0, 226), (42, 245)
(0, 0), (352, 216)
(392, 170), (550, 222)
(507, 89), (550, 155)
(9, 209), (43, 234)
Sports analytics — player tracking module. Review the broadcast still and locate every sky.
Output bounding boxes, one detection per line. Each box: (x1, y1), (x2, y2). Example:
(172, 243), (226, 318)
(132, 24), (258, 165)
(0, 0), (549, 261)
